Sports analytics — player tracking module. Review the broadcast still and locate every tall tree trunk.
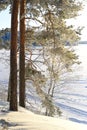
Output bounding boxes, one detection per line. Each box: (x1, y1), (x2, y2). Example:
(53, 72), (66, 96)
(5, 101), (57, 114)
(10, 0), (19, 111)
(19, 0), (26, 107)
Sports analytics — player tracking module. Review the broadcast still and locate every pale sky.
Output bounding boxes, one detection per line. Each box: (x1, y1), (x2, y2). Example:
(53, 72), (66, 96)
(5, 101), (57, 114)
(0, 4), (87, 41)
(0, 7), (11, 29)
(66, 4), (87, 41)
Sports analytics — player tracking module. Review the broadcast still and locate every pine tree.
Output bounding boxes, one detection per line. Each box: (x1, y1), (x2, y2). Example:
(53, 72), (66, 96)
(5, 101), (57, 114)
(19, 0), (26, 107)
(10, 0), (19, 111)
(25, 0), (83, 116)
(0, 0), (10, 11)
(0, 0), (83, 114)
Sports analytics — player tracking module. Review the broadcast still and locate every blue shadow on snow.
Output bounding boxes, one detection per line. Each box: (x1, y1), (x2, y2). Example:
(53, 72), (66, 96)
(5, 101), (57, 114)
(69, 118), (87, 125)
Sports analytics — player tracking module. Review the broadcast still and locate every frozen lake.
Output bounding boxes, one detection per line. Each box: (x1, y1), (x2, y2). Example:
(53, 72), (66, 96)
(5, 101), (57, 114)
(55, 44), (87, 124)
(0, 44), (87, 124)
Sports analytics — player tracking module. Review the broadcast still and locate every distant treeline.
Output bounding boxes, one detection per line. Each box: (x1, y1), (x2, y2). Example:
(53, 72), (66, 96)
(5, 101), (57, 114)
(0, 31), (87, 50)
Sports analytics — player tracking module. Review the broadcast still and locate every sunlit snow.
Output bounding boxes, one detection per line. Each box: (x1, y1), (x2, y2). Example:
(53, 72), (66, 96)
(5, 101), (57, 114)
(0, 44), (87, 125)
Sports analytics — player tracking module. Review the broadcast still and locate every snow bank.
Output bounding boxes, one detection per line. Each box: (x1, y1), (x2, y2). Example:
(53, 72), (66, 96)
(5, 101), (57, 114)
(0, 106), (87, 130)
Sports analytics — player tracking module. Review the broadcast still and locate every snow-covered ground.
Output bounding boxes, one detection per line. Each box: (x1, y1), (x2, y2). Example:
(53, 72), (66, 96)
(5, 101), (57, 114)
(0, 105), (87, 130)
(55, 44), (87, 124)
(0, 44), (87, 126)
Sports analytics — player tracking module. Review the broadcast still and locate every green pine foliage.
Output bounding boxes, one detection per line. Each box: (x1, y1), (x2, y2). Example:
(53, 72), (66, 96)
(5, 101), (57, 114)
(0, 0), (10, 11)
(25, 0), (83, 116)
(0, 0), (83, 116)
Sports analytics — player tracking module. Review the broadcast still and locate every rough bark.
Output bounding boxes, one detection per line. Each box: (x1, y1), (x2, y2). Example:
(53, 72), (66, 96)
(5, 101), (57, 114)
(19, 0), (26, 107)
(10, 0), (19, 111)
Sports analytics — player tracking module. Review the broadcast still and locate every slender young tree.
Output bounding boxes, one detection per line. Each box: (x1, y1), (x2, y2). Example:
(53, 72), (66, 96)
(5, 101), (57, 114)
(19, 0), (26, 107)
(10, 0), (19, 111)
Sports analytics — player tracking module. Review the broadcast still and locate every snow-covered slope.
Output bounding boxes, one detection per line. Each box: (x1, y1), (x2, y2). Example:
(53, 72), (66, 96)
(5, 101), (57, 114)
(0, 44), (87, 126)
(0, 105), (87, 130)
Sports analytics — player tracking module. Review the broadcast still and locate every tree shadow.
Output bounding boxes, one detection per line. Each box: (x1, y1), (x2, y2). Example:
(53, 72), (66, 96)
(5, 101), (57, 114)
(69, 118), (87, 125)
